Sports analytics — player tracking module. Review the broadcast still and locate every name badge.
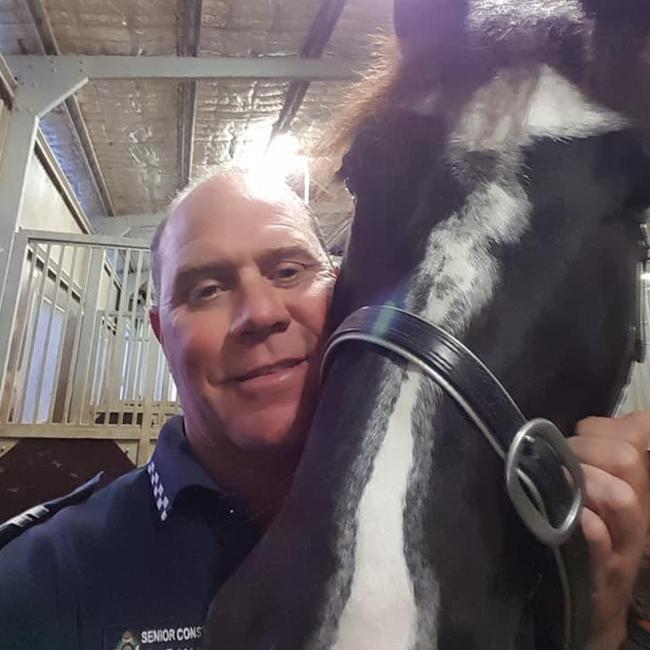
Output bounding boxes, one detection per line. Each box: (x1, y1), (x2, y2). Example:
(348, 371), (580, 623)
(105, 621), (203, 650)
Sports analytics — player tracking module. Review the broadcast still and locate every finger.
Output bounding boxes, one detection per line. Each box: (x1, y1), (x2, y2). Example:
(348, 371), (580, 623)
(581, 506), (612, 574)
(581, 463), (644, 553)
(569, 437), (648, 499)
(575, 413), (650, 452)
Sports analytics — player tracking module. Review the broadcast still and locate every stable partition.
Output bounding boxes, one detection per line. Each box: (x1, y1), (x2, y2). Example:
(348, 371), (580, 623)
(0, 230), (180, 466)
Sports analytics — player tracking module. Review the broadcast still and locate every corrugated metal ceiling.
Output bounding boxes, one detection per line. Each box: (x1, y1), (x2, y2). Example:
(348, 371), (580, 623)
(0, 0), (393, 241)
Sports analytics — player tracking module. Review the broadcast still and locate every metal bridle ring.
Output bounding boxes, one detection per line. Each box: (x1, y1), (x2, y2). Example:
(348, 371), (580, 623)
(506, 418), (585, 547)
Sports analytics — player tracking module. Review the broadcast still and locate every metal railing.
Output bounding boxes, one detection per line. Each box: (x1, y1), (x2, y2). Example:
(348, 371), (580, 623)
(0, 230), (180, 465)
(619, 278), (650, 416)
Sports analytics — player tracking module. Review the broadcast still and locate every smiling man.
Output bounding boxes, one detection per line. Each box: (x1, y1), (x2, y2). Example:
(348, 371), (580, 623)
(0, 168), (647, 649)
(149, 170), (335, 527)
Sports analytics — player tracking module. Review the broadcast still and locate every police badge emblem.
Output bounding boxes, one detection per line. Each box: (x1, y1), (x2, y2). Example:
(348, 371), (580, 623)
(115, 630), (139, 650)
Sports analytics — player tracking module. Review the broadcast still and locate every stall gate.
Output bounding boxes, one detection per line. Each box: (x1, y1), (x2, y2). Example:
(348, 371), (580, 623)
(0, 230), (180, 467)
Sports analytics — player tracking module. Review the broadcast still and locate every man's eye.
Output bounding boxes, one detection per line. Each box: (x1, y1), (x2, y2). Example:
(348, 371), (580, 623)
(273, 263), (306, 284)
(189, 282), (222, 303)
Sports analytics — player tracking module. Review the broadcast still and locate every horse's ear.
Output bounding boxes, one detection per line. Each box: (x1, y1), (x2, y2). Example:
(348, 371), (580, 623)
(393, 0), (468, 60)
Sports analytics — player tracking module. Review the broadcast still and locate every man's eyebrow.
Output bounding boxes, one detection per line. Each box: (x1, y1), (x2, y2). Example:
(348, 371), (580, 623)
(256, 245), (320, 266)
(173, 261), (233, 291)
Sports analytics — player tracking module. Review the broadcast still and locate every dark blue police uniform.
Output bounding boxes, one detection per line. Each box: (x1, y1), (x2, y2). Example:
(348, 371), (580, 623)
(0, 415), (260, 650)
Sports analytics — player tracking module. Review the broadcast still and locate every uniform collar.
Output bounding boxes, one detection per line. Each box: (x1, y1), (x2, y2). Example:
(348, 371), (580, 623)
(147, 415), (228, 522)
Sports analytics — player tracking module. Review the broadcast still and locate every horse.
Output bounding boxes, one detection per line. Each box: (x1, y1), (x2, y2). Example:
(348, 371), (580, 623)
(203, 1), (650, 647)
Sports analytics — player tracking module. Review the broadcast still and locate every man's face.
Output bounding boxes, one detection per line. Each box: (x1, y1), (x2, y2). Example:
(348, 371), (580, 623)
(151, 175), (335, 453)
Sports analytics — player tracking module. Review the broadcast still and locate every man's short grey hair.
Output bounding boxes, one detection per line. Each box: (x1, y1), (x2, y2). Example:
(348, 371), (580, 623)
(149, 164), (330, 301)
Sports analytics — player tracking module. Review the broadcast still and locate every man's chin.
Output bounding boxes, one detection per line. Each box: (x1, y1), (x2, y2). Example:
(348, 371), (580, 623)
(228, 410), (309, 454)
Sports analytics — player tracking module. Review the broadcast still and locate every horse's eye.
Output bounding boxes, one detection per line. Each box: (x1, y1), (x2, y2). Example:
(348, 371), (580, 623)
(338, 157), (358, 199)
(342, 173), (357, 199)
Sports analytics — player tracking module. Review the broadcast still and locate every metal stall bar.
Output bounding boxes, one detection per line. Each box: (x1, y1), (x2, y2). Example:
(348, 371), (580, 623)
(113, 248), (132, 426)
(87, 245), (119, 425)
(70, 247), (104, 425)
(0, 235), (37, 423)
(30, 244), (64, 423)
(130, 314), (147, 412)
(62, 246), (92, 424)
(47, 244), (79, 423)
(138, 260), (161, 463)
(125, 251), (145, 409)
(138, 333), (160, 465)
(89, 246), (117, 423)
(21, 242), (52, 423)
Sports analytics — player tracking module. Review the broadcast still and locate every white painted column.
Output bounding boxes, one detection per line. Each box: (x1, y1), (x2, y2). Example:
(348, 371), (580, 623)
(0, 108), (39, 292)
(0, 62), (87, 407)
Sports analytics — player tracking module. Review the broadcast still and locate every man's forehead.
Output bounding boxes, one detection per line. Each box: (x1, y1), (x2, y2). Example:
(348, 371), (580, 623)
(159, 174), (322, 272)
(168, 174), (312, 235)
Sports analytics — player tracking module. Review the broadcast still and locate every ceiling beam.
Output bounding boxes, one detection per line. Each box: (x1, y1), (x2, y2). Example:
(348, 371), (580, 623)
(34, 131), (93, 234)
(271, 0), (348, 140)
(0, 50), (17, 108)
(6, 55), (358, 82)
(23, 0), (116, 216)
(177, 0), (203, 188)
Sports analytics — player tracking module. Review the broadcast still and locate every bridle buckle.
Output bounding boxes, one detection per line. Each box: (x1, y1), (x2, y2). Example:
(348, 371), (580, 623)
(506, 418), (585, 547)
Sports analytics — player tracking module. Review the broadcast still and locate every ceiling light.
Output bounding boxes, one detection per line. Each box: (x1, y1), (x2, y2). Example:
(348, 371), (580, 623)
(246, 133), (311, 202)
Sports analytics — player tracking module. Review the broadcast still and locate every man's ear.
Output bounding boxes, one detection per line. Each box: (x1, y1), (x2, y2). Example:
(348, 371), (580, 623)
(149, 307), (163, 346)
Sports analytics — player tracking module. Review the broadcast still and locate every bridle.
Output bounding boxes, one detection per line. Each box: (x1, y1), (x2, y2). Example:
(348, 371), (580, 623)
(322, 305), (590, 649)
(324, 305), (585, 546)
(320, 221), (650, 650)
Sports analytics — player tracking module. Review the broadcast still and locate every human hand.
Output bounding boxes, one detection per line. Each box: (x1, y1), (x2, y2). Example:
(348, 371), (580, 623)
(569, 413), (650, 649)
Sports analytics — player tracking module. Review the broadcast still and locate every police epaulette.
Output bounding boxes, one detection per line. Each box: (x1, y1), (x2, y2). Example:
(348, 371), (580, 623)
(0, 472), (104, 550)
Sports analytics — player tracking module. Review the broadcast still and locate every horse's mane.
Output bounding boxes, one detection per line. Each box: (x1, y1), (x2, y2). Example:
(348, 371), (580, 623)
(312, 37), (400, 180)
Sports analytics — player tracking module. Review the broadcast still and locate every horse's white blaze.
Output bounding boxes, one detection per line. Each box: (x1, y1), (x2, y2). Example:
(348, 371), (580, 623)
(452, 65), (628, 154)
(414, 65), (628, 336)
(332, 367), (421, 650)
(409, 182), (529, 334)
(526, 67), (629, 140)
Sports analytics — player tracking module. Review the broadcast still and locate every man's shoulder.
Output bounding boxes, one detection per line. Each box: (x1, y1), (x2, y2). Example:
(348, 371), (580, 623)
(54, 464), (153, 530)
(0, 466), (150, 568)
(0, 466), (153, 649)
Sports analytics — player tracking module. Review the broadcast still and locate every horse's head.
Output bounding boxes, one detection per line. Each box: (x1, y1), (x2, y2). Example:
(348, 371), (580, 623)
(333, 0), (650, 430)
(321, 4), (650, 644)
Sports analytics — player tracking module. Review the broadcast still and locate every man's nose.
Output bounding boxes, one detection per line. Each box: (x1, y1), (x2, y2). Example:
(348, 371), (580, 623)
(230, 276), (290, 341)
